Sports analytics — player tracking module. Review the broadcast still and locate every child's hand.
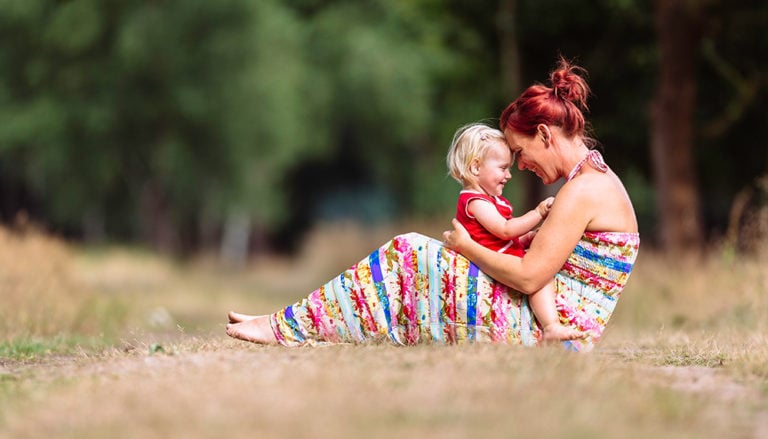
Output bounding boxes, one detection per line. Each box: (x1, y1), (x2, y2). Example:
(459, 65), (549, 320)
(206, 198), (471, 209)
(518, 230), (538, 248)
(536, 197), (555, 218)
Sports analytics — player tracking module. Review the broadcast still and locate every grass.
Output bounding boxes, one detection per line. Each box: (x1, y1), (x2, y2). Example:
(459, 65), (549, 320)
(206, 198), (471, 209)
(0, 221), (766, 438)
(0, 335), (110, 361)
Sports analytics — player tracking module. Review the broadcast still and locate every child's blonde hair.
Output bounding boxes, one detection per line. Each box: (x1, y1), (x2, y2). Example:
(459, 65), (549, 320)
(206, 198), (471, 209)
(446, 123), (507, 185)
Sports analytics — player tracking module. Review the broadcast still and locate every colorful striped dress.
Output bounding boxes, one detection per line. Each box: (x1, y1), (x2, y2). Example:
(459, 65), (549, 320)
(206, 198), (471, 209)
(270, 231), (639, 352)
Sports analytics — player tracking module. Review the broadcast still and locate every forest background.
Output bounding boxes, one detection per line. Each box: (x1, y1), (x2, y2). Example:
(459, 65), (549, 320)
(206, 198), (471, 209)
(1, 2), (768, 437)
(0, 0), (766, 258)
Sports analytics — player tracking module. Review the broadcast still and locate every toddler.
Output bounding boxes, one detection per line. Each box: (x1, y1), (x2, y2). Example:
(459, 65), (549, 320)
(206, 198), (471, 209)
(446, 123), (582, 341)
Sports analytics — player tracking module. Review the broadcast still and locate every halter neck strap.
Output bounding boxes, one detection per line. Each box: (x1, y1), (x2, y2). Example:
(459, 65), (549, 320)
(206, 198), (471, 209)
(567, 150), (608, 181)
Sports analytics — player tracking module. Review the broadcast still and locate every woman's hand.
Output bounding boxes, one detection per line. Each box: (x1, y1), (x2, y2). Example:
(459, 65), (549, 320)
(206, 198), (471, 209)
(442, 218), (471, 252)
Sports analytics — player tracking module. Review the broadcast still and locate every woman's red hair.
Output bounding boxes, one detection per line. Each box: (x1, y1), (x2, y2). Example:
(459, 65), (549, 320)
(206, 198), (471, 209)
(500, 57), (595, 146)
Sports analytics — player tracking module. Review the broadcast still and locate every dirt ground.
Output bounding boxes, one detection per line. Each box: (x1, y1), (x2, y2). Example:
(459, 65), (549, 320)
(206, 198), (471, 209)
(1, 223), (767, 439)
(1, 333), (766, 439)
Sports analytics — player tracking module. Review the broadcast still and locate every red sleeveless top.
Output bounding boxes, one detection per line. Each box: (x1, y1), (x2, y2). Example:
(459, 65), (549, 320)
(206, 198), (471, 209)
(455, 191), (525, 257)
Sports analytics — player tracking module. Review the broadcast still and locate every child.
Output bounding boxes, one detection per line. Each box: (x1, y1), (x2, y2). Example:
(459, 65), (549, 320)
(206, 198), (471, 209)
(446, 123), (582, 342)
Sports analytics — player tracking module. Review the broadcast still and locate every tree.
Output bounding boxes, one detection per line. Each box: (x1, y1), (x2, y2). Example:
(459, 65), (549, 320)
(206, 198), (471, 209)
(2, 0), (766, 257)
(650, 0), (704, 252)
(0, 1), (318, 254)
(497, 0), (537, 211)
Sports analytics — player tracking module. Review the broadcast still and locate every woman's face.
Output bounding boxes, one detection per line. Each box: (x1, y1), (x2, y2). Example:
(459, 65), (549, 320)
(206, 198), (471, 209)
(503, 127), (555, 184)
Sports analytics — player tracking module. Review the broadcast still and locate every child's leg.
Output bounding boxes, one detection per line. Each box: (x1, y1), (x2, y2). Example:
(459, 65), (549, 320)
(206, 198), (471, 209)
(529, 280), (583, 341)
(528, 280), (560, 330)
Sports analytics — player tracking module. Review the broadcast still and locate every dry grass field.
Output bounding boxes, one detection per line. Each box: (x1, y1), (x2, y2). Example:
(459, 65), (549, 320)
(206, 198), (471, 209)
(0, 221), (766, 439)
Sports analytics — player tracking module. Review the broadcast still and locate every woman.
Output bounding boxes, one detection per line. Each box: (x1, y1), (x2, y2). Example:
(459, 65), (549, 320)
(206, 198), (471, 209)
(227, 57), (639, 352)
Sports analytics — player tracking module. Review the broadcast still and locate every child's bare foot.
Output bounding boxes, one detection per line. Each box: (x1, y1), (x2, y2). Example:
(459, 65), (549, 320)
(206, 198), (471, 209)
(226, 315), (278, 345)
(228, 311), (258, 323)
(541, 323), (584, 342)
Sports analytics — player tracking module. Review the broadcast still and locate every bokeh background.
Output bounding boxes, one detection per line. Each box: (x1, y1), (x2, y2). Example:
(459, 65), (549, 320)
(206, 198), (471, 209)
(0, 0), (766, 259)
(2, 4), (768, 437)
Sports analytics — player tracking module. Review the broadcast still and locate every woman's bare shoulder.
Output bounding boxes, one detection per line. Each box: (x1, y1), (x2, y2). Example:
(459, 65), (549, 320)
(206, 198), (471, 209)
(557, 170), (638, 233)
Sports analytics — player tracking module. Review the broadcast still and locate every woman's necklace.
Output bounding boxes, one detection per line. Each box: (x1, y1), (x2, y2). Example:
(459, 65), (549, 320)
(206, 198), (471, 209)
(566, 150), (609, 181)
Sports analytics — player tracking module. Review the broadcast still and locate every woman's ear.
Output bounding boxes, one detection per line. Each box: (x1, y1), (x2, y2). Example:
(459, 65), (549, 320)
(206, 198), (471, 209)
(537, 124), (551, 145)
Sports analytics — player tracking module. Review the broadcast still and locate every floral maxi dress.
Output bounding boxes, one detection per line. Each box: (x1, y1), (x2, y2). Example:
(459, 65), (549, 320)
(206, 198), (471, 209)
(270, 231), (640, 352)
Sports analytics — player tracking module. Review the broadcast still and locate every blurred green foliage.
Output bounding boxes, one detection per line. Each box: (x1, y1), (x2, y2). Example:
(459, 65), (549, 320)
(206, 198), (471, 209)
(0, 0), (765, 253)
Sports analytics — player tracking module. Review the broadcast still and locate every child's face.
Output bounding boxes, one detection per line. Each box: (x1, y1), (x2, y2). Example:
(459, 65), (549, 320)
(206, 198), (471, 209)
(475, 141), (513, 197)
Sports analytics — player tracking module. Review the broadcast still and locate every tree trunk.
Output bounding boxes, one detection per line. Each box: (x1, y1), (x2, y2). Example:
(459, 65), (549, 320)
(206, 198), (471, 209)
(497, 0), (546, 209)
(140, 180), (180, 255)
(82, 208), (105, 243)
(650, 0), (704, 253)
(497, 0), (522, 101)
(220, 209), (251, 267)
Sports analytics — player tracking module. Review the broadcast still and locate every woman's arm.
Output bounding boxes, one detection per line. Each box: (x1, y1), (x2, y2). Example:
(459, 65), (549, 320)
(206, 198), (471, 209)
(443, 219), (534, 291)
(444, 182), (592, 293)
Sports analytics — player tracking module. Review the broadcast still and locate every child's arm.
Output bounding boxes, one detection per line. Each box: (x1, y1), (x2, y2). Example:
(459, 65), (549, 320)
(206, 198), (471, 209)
(469, 197), (554, 240)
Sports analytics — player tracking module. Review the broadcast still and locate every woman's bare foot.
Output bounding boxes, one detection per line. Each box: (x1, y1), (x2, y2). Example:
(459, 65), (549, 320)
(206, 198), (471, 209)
(226, 315), (278, 345)
(541, 323), (584, 342)
(228, 311), (258, 324)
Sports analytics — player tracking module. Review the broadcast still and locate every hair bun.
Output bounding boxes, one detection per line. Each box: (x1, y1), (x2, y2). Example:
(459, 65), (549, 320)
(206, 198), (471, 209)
(549, 57), (590, 111)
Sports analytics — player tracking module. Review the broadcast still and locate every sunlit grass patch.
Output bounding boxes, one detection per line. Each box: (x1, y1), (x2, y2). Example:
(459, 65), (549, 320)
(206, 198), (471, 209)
(1, 343), (758, 439)
(0, 226), (83, 339)
(0, 334), (111, 361)
(0, 338), (52, 360)
(616, 248), (768, 333)
(0, 221), (767, 438)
